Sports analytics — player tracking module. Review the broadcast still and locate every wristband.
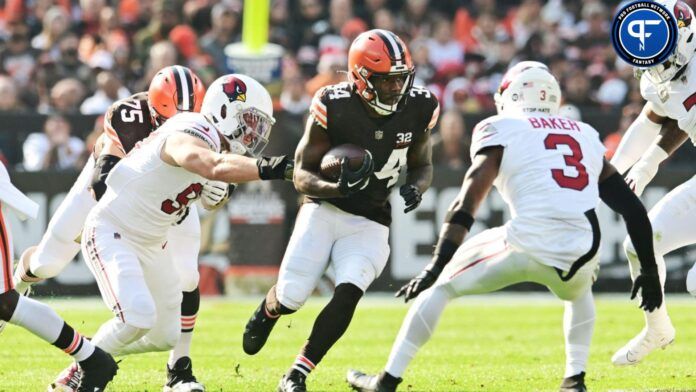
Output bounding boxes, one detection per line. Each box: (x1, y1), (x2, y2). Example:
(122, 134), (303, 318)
(444, 210), (474, 230)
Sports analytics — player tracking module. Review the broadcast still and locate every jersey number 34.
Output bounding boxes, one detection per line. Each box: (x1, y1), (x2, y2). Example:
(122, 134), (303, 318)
(544, 134), (588, 191)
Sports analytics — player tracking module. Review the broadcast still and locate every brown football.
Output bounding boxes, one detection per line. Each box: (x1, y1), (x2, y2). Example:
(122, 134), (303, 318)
(319, 144), (368, 181)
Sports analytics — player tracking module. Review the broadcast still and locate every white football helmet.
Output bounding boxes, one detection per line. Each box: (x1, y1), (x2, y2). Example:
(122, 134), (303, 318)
(494, 61), (561, 116)
(201, 74), (275, 156)
(640, 0), (696, 84)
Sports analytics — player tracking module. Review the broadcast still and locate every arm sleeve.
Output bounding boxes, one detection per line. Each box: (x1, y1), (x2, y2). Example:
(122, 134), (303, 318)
(469, 119), (507, 161)
(309, 88), (328, 130)
(610, 112), (662, 174)
(599, 172), (657, 272)
(90, 154), (121, 201)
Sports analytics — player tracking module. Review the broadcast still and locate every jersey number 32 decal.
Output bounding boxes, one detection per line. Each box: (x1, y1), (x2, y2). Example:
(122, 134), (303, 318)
(544, 133), (588, 191)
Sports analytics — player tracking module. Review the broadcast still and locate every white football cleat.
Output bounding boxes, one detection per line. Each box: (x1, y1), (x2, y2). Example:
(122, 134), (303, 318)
(47, 362), (81, 392)
(611, 325), (676, 366)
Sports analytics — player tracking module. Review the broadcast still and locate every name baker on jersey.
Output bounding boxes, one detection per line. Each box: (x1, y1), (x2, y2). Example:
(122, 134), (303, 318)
(528, 117), (581, 131)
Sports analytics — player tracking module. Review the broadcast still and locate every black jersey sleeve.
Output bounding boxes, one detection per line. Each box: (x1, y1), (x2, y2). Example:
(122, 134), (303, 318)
(309, 87), (330, 130)
(104, 92), (154, 153)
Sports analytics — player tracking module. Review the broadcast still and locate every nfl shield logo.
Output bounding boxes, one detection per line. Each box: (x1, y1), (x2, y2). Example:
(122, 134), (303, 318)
(375, 130), (383, 140)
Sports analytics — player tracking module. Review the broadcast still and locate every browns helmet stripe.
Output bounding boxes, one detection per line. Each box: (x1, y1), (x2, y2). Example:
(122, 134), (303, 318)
(172, 67), (184, 110)
(181, 66), (195, 110)
(173, 65), (193, 111)
(375, 29), (403, 66)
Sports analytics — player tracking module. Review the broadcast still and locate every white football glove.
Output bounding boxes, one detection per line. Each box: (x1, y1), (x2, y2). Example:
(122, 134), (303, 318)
(677, 109), (696, 145)
(624, 145), (668, 196)
(200, 180), (230, 210)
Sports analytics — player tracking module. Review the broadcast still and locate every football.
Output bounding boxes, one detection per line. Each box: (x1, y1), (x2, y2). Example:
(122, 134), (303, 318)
(319, 144), (368, 181)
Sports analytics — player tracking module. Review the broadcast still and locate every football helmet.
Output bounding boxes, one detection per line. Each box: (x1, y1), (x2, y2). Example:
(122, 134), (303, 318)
(494, 61), (561, 116)
(640, 0), (696, 84)
(348, 29), (415, 115)
(201, 74), (275, 157)
(148, 65), (206, 126)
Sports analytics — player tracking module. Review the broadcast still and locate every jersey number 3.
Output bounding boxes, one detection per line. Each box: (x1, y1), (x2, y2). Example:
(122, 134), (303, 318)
(544, 134), (588, 191)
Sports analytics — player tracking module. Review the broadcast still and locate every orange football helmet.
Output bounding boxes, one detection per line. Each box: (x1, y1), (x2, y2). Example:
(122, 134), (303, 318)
(348, 29), (415, 115)
(148, 65), (206, 126)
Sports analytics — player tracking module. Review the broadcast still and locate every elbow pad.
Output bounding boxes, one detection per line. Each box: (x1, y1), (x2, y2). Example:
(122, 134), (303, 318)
(91, 154), (121, 201)
(610, 113), (661, 174)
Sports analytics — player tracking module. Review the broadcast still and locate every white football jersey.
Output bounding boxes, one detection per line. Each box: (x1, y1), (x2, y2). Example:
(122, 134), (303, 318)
(91, 112), (221, 243)
(470, 114), (606, 270)
(641, 62), (696, 141)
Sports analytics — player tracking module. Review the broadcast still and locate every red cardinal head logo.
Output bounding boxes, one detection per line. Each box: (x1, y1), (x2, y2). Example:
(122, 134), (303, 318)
(222, 76), (247, 102)
(675, 1), (692, 28)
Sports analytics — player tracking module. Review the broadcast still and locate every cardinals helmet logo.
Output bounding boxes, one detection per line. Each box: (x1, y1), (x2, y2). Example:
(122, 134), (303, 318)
(675, 1), (693, 28)
(222, 76), (247, 102)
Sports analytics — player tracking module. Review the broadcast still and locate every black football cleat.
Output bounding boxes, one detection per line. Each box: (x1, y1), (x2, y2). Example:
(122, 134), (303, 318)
(243, 299), (279, 355)
(346, 370), (402, 392)
(277, 371), (307, 392)
(560, 372), (587, 392)
(164, 356), (205, 391)
(77, 347), (118, 391)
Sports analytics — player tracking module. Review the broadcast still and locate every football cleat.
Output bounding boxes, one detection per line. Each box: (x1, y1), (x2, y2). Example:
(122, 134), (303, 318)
(611, 325), (676, 366)
(277, 371), (307, 392)
(243, 299), (279, 355)
(346, 370), (401, 392)
(559, 372), (586, 392)
(163, 357), (205, 392)
(77, 347), (118, 392)
(48, 362), (81, 392)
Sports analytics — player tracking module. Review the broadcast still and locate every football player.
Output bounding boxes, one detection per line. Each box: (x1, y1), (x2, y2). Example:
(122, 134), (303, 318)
(0, 162), (117, 391)
(609, 0), (696, 366)
(49, 73), (291, 390)
(11, 65), (220, 391)
(346, 62), (663, 392)
(241, 29), (439, 392)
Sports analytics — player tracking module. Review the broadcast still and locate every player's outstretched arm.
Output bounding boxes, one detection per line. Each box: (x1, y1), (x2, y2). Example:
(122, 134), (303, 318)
(401, 129), (433, 213)
(90, 134), (125, 201)
(162, 132), (267, 184)
(611, 103), (665, 174)
(396, 147), (502, 302)
(293, 119), (343, 198)
(598, 160), (662, 312)
(625, 119), (689, 196)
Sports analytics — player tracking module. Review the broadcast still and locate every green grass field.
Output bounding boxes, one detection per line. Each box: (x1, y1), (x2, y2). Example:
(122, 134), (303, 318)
(0, 295), (694, 391)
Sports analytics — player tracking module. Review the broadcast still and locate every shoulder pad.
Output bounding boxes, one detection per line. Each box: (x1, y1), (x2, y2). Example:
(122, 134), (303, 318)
(168, 113), (221, 152)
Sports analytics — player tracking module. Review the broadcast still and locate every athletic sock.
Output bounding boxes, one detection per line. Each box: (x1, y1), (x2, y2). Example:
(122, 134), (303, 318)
(298, 283), (363, 369)
(9, 296), (94, 361)
(563, 290), (595, 378)
(385, 285), (450, 378)
(168, 288), (200, 367)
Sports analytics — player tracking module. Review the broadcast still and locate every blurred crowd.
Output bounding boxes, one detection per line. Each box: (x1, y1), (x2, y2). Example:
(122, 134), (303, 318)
(0, 0), (693, 171)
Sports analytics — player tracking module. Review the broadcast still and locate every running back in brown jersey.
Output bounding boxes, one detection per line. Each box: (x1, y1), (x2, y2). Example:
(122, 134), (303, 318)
(308, 82), (439, 226)
(104, 92), (156, 154)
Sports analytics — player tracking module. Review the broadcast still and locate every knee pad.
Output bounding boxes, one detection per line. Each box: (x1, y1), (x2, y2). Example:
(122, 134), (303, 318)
(115, 321), (150, 344)
(0, 290), (19, 321)
(178, 271), (200, 293)
(266, 285), (297, 315)
(146, 323), (181, 351)
(31, 236), (79, 279)
(123, 296), (158, 330)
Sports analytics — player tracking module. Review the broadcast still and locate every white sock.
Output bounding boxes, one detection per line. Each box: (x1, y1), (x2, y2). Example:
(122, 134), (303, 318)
(563, 290), (595, 378)
(91, 318), (148, 356)
(168, 331), (193, 367)
(384, 286), (451, 378)
(9, 296), (95, 361)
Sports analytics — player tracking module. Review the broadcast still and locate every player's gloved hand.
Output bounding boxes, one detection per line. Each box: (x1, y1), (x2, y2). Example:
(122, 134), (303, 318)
(400, 184), (422, 213)
(337, 151), (374, 196)
(631, 268), (663, 312)
(625, 159), (658, 197)
(677, 109), (696, 145)
(200, 180), (230, 210)
(258, 155), (294, 181)
(395, 264), (442, 303)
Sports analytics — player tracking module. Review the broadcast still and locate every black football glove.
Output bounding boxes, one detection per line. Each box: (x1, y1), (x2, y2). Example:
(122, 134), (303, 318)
(258, 155), (294, 181)
(395, 264), (442, 303)
(631, 268), (663, 312)
(400, 184), (422, 213)
(337, 151), (374, 196)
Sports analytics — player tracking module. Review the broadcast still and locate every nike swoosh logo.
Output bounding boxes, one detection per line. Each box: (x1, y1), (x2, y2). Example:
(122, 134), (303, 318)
(347, 179), (362, 187)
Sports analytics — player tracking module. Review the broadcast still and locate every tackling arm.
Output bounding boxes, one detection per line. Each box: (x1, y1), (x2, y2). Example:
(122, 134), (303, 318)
(396, 147), (502, 302)
(598, 160), (662, 311)
(90, 135), (125, 200)
(611, 103), (665, 174)
(293, 119), (343, 198)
